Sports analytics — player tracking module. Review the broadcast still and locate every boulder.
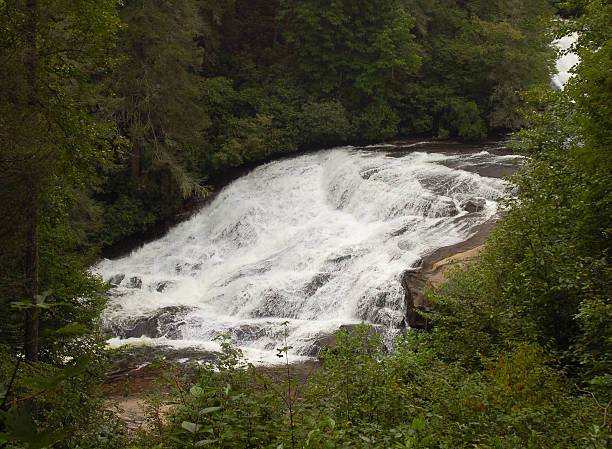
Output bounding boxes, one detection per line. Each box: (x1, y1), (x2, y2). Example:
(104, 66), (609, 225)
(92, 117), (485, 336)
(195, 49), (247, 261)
(109, 306), (192, 339)
(429, 198), (459, 217)
(109, 273), (125, 287)
(154, 281), (174, 292)
(302, 333), (338, 357)
(460, 198), (486, 213)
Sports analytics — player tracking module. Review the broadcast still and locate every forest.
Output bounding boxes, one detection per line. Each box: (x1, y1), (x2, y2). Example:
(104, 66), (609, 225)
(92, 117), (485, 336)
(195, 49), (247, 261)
(0, 0), (610, 447)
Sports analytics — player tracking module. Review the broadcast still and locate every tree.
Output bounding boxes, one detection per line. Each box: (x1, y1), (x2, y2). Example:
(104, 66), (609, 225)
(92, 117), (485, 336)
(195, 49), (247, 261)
(397, 0), (553, 138)
(280, 0), (421, 107)
(0, 0), (120, 361)
(113, 0), (209, 194)
(426, 0), (611, 402)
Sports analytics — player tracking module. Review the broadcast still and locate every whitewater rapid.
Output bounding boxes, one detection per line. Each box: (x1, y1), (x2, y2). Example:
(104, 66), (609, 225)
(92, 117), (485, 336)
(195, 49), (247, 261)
(95, 142), (521, 363)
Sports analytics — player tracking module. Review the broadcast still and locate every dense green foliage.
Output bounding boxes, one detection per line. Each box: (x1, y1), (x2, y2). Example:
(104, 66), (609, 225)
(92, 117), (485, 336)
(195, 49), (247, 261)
(0, 345), (128, 449)
(1, 0), (610, 447)
(131, 1), (607, 447)
(0, 0), (556, 358)
(94, 0), (554, 249)
(126, 327), (605, 449)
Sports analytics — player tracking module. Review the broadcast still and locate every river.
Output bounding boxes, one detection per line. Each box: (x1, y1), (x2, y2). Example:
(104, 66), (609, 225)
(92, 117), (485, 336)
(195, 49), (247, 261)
(94, 140), (522, 364)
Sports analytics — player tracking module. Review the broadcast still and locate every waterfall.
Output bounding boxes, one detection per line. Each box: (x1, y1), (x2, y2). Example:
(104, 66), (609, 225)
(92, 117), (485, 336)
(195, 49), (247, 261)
(552, 32), (579, 90)
(94, 141), (522, 364)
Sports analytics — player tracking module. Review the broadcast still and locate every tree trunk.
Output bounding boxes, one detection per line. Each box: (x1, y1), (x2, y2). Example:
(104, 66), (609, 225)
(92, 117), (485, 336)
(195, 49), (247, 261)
(130, 139), (140, 178)
(24, 196), (39, 362)
(23, 0), (40, 362)
(273, 7), (279, 47)
(282, 3), (292, 55)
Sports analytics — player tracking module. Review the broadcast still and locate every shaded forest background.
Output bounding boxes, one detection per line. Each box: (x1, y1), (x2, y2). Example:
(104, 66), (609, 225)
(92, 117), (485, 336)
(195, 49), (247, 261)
(0, 0), (610, 447)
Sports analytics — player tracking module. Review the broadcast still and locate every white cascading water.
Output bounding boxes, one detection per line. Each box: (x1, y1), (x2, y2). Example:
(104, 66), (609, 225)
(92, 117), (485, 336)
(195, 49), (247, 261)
(552, 32), (579, 90)
(95, 142), (522, 363)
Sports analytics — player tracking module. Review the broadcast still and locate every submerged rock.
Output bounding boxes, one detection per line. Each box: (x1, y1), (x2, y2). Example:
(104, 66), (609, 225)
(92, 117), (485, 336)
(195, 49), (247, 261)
(128, 276), (142, 289)
(360, 167), (380, 180)
(231, 324), (269, 342)
(427, 197), (459, 217)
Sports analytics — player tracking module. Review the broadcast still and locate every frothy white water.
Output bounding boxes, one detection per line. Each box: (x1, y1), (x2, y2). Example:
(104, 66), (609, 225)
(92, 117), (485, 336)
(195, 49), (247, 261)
(552, 33), (579, 90)
(95, 143), (520, 364)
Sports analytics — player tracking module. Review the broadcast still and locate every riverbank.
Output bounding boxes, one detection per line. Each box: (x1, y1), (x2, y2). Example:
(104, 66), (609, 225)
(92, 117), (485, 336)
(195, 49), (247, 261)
(104, 354), (321, 432)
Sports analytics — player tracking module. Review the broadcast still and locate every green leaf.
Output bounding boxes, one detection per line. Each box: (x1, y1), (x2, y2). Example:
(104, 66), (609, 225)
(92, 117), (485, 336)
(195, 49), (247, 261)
(190, 385), (204, 397)
(199, 406), (222, 415)
(328, 417), (336, 429)
(181, 421), (200, 433)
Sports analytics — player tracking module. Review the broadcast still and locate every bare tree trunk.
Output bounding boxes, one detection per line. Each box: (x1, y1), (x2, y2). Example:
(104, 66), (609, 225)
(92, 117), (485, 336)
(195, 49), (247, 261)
(24, 0), (40, 362)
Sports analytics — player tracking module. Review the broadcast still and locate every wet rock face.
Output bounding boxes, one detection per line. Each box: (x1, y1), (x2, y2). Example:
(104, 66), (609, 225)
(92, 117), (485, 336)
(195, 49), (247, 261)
(106, 345), (218, 382)
(356, 290), (406, 328)
(460, 198), (486, 213)
(250, 289), (298, 319)
(427, 197), (459, 218)
(231, 324), (268, 342)
(401, 270), (432, 330)
(303, 273), (331, 297)
(302, 333), (338, 357)
(108, 306), (192, 339)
